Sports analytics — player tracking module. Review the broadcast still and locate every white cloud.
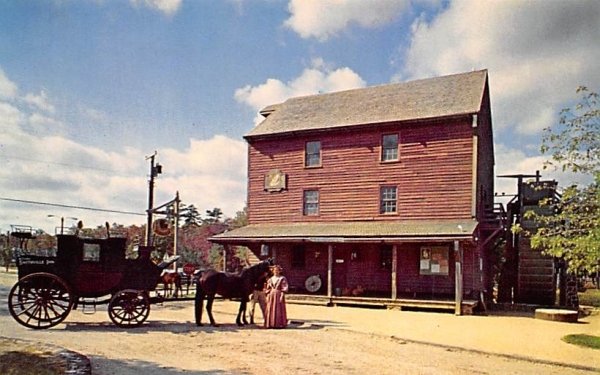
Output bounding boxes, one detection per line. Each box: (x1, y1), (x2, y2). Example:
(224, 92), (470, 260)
(130, 0), (182, 16)
(235, 60), (366, 123)
(0, 101), (23, 133)
(284, 0), (411, 41)
(28, 113), (63, 129)
(24, 90), (55, 114)
(398, 0), (600, 135)
(494, 143), (593, 199)
(0, 67), (18, 99)
(0, 68), (247, 234)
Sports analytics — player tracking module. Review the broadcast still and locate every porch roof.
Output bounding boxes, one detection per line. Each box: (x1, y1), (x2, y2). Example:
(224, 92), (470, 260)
(210, 219), (478, 244)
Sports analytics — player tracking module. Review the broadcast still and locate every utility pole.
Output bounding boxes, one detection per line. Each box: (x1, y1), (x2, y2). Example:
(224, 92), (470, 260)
(173, 191), (180, 271)
(145, 152), (162, 246)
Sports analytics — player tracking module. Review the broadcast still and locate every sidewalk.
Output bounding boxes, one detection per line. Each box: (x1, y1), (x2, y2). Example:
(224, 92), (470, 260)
(280, 302), (600, 371)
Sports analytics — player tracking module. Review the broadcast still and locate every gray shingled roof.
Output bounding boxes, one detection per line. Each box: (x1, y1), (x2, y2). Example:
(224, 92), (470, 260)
(246, 70), (488, 138)
(210, 220), (478, 244)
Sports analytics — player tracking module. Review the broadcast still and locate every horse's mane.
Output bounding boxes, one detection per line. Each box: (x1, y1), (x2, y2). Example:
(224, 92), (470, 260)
(239, 259), (271, 279)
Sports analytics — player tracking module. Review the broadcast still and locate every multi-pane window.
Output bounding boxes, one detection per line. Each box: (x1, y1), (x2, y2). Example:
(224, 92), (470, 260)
(305, 141), (321, 167)
(303, 190), (319, 216)
(380, 186), (397, 214)
(381, 134), (399, 161)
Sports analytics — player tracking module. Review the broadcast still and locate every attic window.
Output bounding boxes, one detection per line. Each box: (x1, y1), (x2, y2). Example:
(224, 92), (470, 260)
(381, 133), (399, 162)
(305, 141), (321, 167)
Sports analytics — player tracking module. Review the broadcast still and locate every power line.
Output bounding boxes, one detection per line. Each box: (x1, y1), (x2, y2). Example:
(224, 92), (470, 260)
(0, 197), (145, 216)
(0, 154), (139, 176)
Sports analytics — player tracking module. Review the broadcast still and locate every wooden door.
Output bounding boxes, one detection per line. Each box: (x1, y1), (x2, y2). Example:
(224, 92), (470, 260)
(332, 248), (348, 295)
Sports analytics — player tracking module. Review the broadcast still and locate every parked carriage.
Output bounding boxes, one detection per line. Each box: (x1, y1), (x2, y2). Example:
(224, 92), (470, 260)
(7, 227), (178, 329)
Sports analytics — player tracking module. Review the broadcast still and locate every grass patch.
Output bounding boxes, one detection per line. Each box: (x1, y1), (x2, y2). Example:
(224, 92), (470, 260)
(0, 339), (65, 375)
(562, 334), (600, 350)
(579, 288), (600, 307)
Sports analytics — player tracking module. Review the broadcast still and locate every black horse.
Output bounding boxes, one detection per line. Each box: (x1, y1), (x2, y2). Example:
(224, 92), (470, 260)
(195, 258), (272, 326)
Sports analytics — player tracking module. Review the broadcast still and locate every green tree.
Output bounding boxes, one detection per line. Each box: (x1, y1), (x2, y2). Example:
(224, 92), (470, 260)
(1, 233), (12, 272)
(180, 203), (202, 226)
(541, 87), (599, 174)
(204, 207), (223, 224)
(528, 87), (600, 274)
(228, 206), (248, 229)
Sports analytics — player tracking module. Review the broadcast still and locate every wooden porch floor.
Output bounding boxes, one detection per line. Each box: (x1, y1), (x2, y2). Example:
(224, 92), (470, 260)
(286, 294), (479, 315)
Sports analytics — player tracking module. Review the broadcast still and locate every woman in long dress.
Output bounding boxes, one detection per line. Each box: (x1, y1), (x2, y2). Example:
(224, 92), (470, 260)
(264, 265), (288, 328)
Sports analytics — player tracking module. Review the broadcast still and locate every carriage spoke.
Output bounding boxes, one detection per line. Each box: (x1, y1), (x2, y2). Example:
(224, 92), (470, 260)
(12, 298), (37, 314)
(45, 300), (67, 320)
(25, 304), (42, 326)
(108, 291), (150, 327)
(8, 273), (73, 329)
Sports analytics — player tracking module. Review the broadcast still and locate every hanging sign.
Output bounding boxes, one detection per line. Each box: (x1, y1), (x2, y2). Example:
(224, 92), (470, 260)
(152, 218), (172, 236)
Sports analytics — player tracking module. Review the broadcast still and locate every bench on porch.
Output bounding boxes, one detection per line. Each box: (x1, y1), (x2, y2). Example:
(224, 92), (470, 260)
(286, 294), (479, 315)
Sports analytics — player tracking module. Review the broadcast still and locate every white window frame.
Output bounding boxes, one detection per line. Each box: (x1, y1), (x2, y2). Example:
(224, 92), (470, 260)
(381, 133), (399, 162)
(305, 141), (321, 167)
(303, 189), (320, 216)
(380, 186), (397, 214)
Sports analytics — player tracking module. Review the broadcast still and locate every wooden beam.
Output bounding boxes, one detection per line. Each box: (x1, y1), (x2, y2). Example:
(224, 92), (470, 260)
(454, 240), (463, 315)
(327, 244), (333, 298)
(471, 114), (479, 218)
(391, 245), (398, 299)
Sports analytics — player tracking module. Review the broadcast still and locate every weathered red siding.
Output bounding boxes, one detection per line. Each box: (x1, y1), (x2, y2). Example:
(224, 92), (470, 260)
(267, 241), (477, 299)
(247, 117), (474, 224)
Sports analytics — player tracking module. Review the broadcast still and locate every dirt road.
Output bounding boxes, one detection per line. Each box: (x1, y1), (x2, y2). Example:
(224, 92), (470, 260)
(1, 270), (597, 374)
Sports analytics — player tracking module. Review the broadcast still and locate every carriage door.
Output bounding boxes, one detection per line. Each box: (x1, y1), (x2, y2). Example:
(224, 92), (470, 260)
(332, 247), (348, 296)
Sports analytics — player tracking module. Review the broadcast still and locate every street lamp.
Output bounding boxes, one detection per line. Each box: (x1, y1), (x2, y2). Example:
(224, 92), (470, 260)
(47, 215), (78, 235)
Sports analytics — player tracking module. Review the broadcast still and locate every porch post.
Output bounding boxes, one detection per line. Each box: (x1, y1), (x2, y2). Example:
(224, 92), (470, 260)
(454, 240), (463, 315)
(222, 244), (228, 272)
(327, 244), (333, 298)
(391, 245), (398, 299)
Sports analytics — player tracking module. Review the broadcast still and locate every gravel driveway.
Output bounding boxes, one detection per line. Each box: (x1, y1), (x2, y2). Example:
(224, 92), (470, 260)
(1, 270), (597, 374)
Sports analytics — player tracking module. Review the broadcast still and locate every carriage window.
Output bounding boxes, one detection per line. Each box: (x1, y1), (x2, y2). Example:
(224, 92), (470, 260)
(291, 246), (306, 269)
(82, 243), (101, 262)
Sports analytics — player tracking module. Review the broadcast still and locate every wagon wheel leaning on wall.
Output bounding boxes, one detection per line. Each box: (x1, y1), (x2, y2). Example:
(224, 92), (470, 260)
(305, 275), (322, 293)
(8, 272), (74, 329)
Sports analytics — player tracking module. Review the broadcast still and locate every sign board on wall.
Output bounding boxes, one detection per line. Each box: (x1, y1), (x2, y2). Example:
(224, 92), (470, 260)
(419, 246), (449, 275)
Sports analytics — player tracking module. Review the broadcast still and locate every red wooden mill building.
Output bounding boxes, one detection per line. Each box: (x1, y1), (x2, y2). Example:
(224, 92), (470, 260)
(212, 70), (502, 314)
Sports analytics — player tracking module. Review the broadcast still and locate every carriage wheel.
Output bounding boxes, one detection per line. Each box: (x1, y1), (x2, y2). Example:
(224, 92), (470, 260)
(108, 290), (150, 328)
(8, 272), (73, 329)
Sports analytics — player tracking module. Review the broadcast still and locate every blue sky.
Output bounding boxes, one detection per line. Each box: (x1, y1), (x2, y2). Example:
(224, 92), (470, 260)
(1, 0), (599, 234)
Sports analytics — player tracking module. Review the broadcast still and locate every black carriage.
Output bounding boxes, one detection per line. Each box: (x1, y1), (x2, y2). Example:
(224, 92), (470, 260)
(8, 228), (178, 329)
